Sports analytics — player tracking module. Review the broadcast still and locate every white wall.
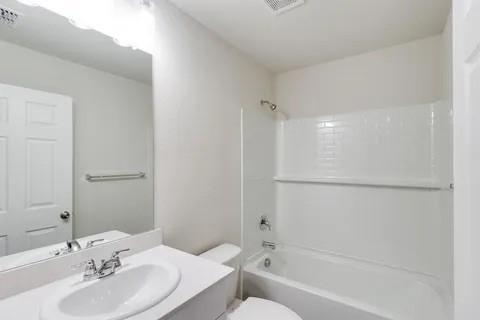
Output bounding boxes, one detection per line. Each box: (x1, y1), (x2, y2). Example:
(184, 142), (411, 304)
(441, 13), (454, 293)
(276, 36), (443, 118)
(152, 0), (273, 254)
(0, 39), (154, 238)
(452, 1), (480, 317)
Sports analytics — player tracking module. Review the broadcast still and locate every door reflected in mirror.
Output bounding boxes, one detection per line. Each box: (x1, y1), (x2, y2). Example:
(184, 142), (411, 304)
(0, 0), (154, 271)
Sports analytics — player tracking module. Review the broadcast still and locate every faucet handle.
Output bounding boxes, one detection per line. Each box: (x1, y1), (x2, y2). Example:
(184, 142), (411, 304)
(71, 259), (96, 271)
(85, 238), (105, 248)
(82, 259), (98, 280)
(260, 215), (272, 231)
(84, 259), (97, 270)
(51, 247), (67, 256)
(111, 248), (130, 258)
(109, 249), (130, 270)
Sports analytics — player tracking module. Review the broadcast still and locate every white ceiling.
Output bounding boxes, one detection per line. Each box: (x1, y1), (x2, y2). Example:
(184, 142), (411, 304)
(0, 0), (152, 84)
(168, 0), (451, 73)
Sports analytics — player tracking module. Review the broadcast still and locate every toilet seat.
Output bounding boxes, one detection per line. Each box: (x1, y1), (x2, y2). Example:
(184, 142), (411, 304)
(227, 298), (302, 320)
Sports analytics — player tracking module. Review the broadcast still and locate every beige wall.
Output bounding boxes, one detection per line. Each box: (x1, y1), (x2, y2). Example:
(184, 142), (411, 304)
(276, 36), (444, 118)
(152, 0), (273, 254)
(0, 39), (154, 238)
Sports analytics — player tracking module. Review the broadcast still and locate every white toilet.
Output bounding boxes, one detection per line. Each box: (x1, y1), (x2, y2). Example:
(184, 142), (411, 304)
(200, 244), (302, 320)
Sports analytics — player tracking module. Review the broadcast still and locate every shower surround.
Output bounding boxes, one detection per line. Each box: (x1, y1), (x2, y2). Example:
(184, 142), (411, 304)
(242, 101), (453, 319)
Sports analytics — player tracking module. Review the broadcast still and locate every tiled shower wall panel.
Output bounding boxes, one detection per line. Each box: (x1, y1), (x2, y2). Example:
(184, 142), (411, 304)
(277, 101), (452, 184)
(276, 101), (453, 283)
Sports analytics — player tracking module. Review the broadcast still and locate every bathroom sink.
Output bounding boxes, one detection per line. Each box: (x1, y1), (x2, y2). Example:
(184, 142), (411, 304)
(40, 262), (181, 320)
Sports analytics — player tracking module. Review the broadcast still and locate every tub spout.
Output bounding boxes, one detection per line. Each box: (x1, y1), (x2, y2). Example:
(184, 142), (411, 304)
(262, 241), (277, 250)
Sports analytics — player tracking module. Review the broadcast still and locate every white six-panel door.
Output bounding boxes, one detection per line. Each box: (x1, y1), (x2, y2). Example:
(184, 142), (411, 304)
(0, 84), (72, 256)
(454, 0), (480, 319)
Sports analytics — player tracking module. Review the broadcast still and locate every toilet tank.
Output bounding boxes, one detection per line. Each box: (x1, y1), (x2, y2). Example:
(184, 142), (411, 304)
(200, 244), (242, 306)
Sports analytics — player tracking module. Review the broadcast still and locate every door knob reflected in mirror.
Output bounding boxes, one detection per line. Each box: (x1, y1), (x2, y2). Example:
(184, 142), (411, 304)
(60, 211), (71, 221)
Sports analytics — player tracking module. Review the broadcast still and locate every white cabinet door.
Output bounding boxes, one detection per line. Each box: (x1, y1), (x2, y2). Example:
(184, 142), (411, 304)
(454, 0), (480, 319)
(0, 83), (72, 256)
(165, 282), (226, 320)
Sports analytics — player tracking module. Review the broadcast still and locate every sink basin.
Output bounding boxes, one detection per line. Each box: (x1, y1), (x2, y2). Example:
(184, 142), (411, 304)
(40, 262), (181, 320)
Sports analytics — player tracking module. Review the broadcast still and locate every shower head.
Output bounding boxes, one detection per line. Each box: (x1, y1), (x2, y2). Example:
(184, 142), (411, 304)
(261, 100), (278, 111)
(260, 99), (288, 119)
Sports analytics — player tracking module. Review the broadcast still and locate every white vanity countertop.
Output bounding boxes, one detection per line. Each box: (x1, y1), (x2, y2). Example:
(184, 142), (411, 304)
(0, 245), (233, 320)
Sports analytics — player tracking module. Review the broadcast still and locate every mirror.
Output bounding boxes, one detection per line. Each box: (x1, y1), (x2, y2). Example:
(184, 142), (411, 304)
(0, 0), (154, 271)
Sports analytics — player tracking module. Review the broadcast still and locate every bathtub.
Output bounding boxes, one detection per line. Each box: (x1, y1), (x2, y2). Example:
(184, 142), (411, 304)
(243, 245), (450, 320)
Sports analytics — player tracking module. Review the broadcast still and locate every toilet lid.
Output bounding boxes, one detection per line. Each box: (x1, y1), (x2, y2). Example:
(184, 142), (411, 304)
(228, 298), (302, 320)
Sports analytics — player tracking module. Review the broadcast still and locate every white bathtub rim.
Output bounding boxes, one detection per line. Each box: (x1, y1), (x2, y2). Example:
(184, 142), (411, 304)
(243, 245), (451, 319)
(245, 244), (450, 300)
(244, 262), (396, 319)
(244, 254), (401, 319)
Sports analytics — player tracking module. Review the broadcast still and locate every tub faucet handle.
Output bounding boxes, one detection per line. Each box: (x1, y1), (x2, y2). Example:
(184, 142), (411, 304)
(260, 215), (272, 231)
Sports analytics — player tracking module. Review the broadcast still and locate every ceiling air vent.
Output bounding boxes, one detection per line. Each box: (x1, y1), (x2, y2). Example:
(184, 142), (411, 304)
(0, 6), (22, 27)
(264, 0), (305, 15)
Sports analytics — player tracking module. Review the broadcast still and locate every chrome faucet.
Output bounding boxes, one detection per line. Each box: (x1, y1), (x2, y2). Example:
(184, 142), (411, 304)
(67, 240), (82, 252)
(53, 238), (105, 256)
(260, 215), (272, 231)
(53, 239), (82, 256)
(262, 241), (277, 250)
(82, 249), (130, 281)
